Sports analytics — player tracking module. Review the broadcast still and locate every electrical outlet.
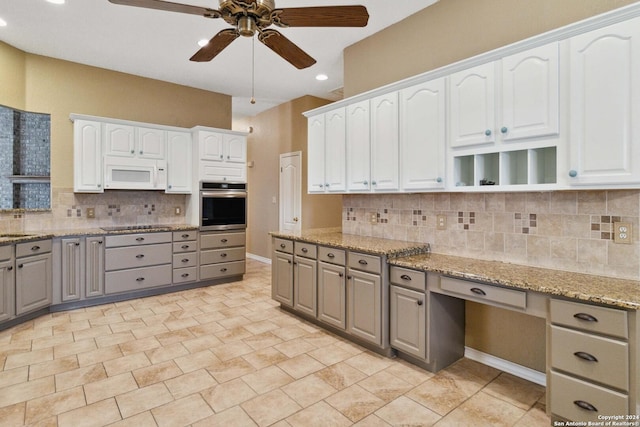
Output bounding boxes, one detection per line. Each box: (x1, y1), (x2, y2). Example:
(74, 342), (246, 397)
(436, 214), (446, 230)
(614, 222), (632, 244)
(174, 206), (182, 215)
(370, 212), (378, 224)
(86, 207), (95, 219)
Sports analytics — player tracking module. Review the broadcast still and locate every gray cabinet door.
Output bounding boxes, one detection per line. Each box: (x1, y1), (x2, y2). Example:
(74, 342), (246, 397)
(347, 269), (381, 345)
(390, 285), (426, 359)
(317, 261), (346, 329)
(85, 236), (105, 298)
(61, 238), (82, 302)
(272, 251), (293, 307)
(16, 252), (52, 315)
(0, 260), (15, 322)
(294, 257), (317, 317)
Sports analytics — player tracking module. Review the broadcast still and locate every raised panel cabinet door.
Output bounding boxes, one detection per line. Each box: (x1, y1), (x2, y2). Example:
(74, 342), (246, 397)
(568, 17), (640, 185)
(324, 107), (347, 192)
(293, 257), (317, 317)
(61, 238), (82, 302)
(224, 134), (247, 164)
(390, 285), (426, 359)
(501, 42), (559, 141)
(73, 120), (103, 193)
(272, 251), (293, 307)
(104, 123), (136, 157)
(166, 131), (193, 193)
(347, 269), (381, 345)
(199, 131), (224, 162)
(346, 100), (371, 191)
(16, 253), (52, 315)
(0, 260), (15, 322)
(307, 114), (326, 193)
(449, 62), (496, 148)
(370, 92), (399, 191)
(85, 236), (105, 298)
(317, 261), (346, 329)
(137, 127), (166, 159)
(400, 78), (446, 190)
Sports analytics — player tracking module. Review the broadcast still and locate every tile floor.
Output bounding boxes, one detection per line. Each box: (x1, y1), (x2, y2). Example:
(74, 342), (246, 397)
(0, 259), (551, 426)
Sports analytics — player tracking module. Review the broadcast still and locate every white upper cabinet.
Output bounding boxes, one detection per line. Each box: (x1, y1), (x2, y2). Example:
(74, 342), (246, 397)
(199, 131), (224, 161)
(197, 130), (247, 182)
(370, 92), (399, 191)
(567, 17), (640, 186)
(166, 131), (193, 193)
(307, 108), (346, 193)
(307, 114), (326, 193)
(224, 134), (247, 164)
(346, 100), (371, 191)
(136, 127), (166, 159)
(400, 78), (446, 190)
(73, 119), (103, 193)
(104, 124), (166, 160)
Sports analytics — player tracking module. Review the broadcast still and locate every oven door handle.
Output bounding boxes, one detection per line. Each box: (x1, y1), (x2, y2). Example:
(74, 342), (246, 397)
(200, 191), (247, 198)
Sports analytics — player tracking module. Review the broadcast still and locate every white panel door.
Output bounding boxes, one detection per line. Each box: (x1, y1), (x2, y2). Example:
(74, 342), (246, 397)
(370, 92), (399, 191)
(279, 152), (301, 233)
(346, 100), (371, 191)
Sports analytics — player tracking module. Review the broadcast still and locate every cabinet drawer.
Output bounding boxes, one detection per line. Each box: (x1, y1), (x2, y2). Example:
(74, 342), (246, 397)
(201, 232), (245, 249)
(551, 325), (629, 391)
(173, 252), (197, 268)
(440, 276), (526, 309)
(390, 266), (426, 292)
(294, 242), (317, 259)
(550, 371), (628, 423)
(201, 247), (245, 265)
(318, 246), (345, 265)
(173, 241), (197, 253)
(0, 245), (12, 261)
(173, 230), (197, 242)
(105, 244), (172, 271)
(173, 267), (197, 284)
(105, 264), (172, 294)
(274, 238), (293, 254)
(16, 239), (52, 258)
(105, 232), (172, 248)
(200, 260), (245, 280)
(550, 299), (628, 339)
(348, 252), (381, 274)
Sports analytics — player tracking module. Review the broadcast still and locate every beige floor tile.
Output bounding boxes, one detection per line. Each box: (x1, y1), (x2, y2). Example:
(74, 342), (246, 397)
(215, 326), (254, 343)
(244, 331), (284, 350)
(382, 359), (434, 386)
(242, 347), (289, 370)
(144, 342), (189, 364)
(315, 361), (368, 391)
(243, 319), (279, 335)
(103, 352), (151, 377)
(286, 400), (352, 427)
(211, 340), (255, 361)
(201, 377), (258, 412)
(307, 343), (357, 366)
(55, 363), (107, 391)
(108, 319), (147, 335)
(83, 372), (138, 404)
(406, 373), (471, 416)
(77, 344), (123, 367)
(181, 333), (223, 353)
(302, 331), (340, 348)
(29, 355), (79, 380)
(107, 410), (157, 427)
(130, 324), (169, 339)
(88, 313), (125, 326)
(357, 369), (413, 402)
(352, 414), (392, 427)
(24, 386), (86, 424)
(151, 394), (214, 427)
(270, 325), (309, 341)
(119, 336), (161, 355)
(192, 405), (258, 427)
(188, 320), (225, 337)
(0, 366), (29, 388)
(155, 327), (196, 346)
(9, 325), (52, 343)
(115, 382), (174, 419)
(0, 402), (26, 426)
(277, 353), (325, 379)
(4, 347), (53, 370)
(207, 356), (256, 383)
(121, 308), (155, 321)
(344, 351), (393, 376)
(132, 360), (183, 387)
(52, 319), (91, 335)
(241, 389), (302, 427)
(95, 331), (136, 348)
(484, 372), (546, 410)
(281, 374), (338, 407)
(514, 402), (550, 426)
(375, 395), (441, 426)
(173, 348), (220, 372)
(325, 384), (386, 422)
(436, 391), (526, 427)
(31, 332), (74, 350)
(164, 368), (217, 399)
(0, 376), (55, 407)
(53, 338), (97, 359)
(57, 397), (122, 427)
(274, 337), (318, 358)
(242, 365), (294, 394)
(72, 324), (112, 342)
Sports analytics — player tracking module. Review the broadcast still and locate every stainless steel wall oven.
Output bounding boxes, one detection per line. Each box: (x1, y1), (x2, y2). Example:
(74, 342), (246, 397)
(200, 182), (247, 230)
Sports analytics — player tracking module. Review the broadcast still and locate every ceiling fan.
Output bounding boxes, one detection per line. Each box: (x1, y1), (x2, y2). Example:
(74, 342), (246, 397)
(107, 0), (369, 69)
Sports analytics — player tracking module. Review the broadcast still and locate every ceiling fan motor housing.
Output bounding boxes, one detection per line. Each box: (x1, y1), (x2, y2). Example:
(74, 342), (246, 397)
(219, 0), (275, 36)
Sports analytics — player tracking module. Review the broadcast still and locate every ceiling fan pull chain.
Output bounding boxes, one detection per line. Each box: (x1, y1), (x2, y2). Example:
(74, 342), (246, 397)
(250, 35), (256, 105)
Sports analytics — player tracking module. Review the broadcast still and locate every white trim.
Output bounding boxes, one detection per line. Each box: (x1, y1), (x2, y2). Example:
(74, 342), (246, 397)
(464, 346), (546, 387)
(247, 252), (271, 264)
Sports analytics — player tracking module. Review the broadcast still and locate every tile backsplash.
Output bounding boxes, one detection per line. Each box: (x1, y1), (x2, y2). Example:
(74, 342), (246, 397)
(342, 190), (640, 280)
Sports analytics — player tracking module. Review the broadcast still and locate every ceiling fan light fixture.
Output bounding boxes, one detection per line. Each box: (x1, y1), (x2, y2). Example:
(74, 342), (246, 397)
(237, 15), (257, 37)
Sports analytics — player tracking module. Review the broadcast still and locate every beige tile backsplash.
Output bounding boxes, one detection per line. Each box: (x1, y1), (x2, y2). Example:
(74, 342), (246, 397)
(342, 190), (640, 280)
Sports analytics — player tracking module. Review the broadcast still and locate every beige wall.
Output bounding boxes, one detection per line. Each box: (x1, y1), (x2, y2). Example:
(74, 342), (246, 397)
(342, 0), (638, 372)
(0, 42), (26, 109)
(245, 96), (342, 259)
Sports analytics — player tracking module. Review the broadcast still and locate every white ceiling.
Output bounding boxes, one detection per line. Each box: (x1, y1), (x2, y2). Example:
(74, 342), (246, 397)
(0, 0), (438, 121)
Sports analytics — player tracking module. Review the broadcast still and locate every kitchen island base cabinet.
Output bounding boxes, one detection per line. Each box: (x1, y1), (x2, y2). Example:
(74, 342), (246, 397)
(272, 249), (293, 307)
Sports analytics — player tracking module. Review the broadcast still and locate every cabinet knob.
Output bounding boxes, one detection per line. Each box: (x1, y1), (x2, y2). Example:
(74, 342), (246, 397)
(327, 253), (335, 258)
(569, 170), (578, 178)
(319, 184), (324, 188)
(436, 177), (442, 183)
(417, 300), (423, 306)
(280, 243), (286, 249)
(227, 155), (230, 159)
(485, 129), (492, 136)
(139, 151), (143, 155)
(131, 150), (135, 154)
(301, 247), (307, 253)
(372, 181), (377, 186)
(293, 217), (299, 222)
(18, 264), (23, 269)
(358, 259), (368, 265)
(220, 155), (223, 159)
(325, 183), (330, 188)
(220, 253), (227, 258)
(363, 181), (368, 186)
(287, 260), (292, 264)
(338, 272), (344, 277)
(97, 184), (102, 188)
(75, 242), (80, 246)
(7, 266), (12, 271)
(500, 126), (508, 134)
(168, 185), (172, 189)
(98, 241), (103, 245)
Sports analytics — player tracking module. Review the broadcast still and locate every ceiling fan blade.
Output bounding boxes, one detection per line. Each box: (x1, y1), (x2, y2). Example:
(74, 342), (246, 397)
(190, 29), (240, 62)
(258, 29), (316, 69)
(108, 0), (220, 18)
(272, 6), (369, 28)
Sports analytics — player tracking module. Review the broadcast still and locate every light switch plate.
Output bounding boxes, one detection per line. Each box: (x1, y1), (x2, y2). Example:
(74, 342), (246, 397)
(614, 222), (632, 244)
(86, 207), (95, 219)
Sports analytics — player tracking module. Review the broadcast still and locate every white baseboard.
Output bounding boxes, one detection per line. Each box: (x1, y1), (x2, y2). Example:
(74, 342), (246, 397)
(464, 346), (546, 386)
(247, 253), (271, 264)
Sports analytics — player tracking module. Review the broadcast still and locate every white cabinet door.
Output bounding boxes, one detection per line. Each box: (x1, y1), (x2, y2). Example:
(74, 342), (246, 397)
(61, 238), (82, 302)
(0, 259), (14, 322)
(198, 131), (247, 182)
(450, 62), (496, 148)
(199, 131), (224, 162)
(568, 17), (640, 186)
(370, 92), (399, 191)
(400, 78), (446, 190)
(324, 108), (347, 192)
(501, 42), (559, 142)
(224, 134), (246, 164)
(346, 100), (371, 191)
(307, 114), (326, 193)
(104, 123), (136, 157)
(166, 131), (193, 193)
(73, 119), (103, 193)
(137, 127), (166, 159)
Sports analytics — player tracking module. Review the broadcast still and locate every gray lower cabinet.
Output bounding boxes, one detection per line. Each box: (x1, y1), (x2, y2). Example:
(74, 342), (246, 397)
(85, 236), (105, 298)
(172, 230), (198, 284)
(16, 240), (52, 315)
(390, 284), (426, 359)
(54, 236), (104, 304)
(200, 231), (246, 280)
(272, 238), (293, 307)
(61, 238), (82, 302)
(347, 258), (382, 346)
(317, 251), (346, 330)
(293, 242), (317, 317)
(0, 245), (15, 322)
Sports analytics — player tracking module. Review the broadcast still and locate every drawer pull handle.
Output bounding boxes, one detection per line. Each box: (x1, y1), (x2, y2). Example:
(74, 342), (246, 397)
(574, 351), (598, 362)
(75, 242), (80, 246)
(181, 273), (189, 278)
(301, 247), (308, 253)
(182, 258), (189, 263)
(417, 300), (423, 306)
(470, 287), (486, 296)
(221, 239), (228, 243)
(358, 259), (368, 265)
(181, 245), (189, 249)
(573, 400), (598, 412)
(400, 274), (412, 281)
(136, 237), (144, 242)
(221, 253), (227, 258)
(136, 277), (145, 281)
(31, 245), (40, 251)
(221, 268), (227, 272)
(573, 312), (598, 322)
(327, 253), (335, 258)
(136, 254), (145, 259)
(182, 234), (189, 238)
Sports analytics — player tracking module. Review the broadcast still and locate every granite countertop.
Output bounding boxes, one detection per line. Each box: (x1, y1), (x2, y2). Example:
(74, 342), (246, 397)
(270, 228), (430, 258)
(392, 253), (640, 310)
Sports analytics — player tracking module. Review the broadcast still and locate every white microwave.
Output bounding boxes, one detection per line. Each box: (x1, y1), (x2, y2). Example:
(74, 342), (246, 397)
(104, 156), (167, 190)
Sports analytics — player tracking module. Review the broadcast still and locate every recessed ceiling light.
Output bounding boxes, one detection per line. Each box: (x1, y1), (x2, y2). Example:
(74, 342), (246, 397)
(315, 74), (328, 81)
(46, 0), (66, 4)
(198, 39), (209, 47)
(0, 18), (6, 27)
